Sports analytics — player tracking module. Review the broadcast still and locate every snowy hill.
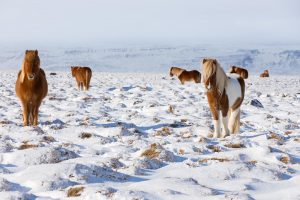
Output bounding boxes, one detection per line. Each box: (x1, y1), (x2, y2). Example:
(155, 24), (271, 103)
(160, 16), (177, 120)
(0, 72), (299, 199)
(0, 46), (299, 74)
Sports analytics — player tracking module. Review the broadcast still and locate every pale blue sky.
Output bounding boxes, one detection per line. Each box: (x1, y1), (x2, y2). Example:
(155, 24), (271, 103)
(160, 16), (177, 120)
(0, 0), (299, 47)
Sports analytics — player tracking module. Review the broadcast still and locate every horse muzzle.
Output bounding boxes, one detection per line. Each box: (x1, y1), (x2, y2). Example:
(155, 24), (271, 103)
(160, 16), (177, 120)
(27, 74), (35, 80)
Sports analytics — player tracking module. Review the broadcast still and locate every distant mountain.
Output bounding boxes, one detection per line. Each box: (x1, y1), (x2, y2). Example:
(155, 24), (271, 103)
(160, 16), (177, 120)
(0, 46), (299, 74)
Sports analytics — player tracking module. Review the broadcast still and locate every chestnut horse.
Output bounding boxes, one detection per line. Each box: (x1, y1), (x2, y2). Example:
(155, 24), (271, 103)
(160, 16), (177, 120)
(15, 50), (48, 126)
(178, 70), (201, 84)
(202, 58), (245, 138)
(229, 66), (248, 79)
(260, 70), (269, 77)
(71, 66), (92, 90)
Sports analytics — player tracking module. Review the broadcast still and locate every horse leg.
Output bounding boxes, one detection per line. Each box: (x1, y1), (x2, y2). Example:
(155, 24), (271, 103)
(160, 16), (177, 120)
(84, 79), (87, 91)
(77, 80), (81, 90)
(228, 108), (240, 134)
(32, 102), (41, 126)
(29, 103), (34, 125)
(213, 118), (221, 138)
(207, 94), (220, 138)
(221, 109), (229, 138)
(22, 101), (29, 126)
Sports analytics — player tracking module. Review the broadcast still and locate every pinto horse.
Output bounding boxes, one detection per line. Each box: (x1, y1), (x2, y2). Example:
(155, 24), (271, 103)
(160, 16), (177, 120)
(71, 66), (92, 90)
(15, 50), (48, 126)
(202, 58), (245, 138)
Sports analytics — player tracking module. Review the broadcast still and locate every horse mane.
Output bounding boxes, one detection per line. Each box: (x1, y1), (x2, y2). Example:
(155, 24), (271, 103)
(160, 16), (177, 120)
(20, 50), (40, 83)
(202, 58), (227, 96)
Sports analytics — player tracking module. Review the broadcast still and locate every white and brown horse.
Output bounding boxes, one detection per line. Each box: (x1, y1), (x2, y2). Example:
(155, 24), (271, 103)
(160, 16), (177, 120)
(202, 58), (245, 138)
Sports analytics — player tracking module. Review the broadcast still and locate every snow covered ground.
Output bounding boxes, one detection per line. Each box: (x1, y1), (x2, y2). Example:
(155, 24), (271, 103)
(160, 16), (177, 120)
(0, 71), (299, 199)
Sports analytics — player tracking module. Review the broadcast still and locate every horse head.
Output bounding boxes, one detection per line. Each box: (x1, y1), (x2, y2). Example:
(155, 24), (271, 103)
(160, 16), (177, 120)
(202, 58), (217, 91)
(20, 50), (40, 83)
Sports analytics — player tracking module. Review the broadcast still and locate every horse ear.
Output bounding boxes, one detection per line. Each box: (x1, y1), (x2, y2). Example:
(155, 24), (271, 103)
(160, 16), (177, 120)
(213, 59), (217, 65)
(25, 50), (28, 54)
(35, 50), (38, 56)
(202, 58), (207, 64)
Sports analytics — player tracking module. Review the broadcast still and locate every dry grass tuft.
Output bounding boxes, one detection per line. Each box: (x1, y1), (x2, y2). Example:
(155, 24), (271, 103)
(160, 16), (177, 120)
(42, 136), (56, 143)
(267, 132), (284, 142)
(284, 131), (292, 135)
(180, 119), (188, 123)
(245, 160), (257, 165)
(67, 186), (84, 197)
(279, 156), (290, 164)
(156, 127), (171, 136)
(168, 105), (174, 113)
(153, 117), (160, 123)
(0, 120), (11, 125)
(206, 145), (221, 152)
(141, 143), (160, 159)
(79, 132), (92, 139)
(19, 142), (38, 150)
(198, 136), (208, 143)
(224, 143), (245, 148)
(179, 149), (185, 155)
(199, 157), (230, 164)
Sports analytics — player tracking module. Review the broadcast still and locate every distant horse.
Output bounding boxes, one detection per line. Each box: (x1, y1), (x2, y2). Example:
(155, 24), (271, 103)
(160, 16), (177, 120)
(202, 58), (245, 138)
(15, 50), (48, 126)
(71, 66), (92, 90)
(178, 70), (201, 84)
(260, 70), (269, 77)
(229, 66), (248, 79)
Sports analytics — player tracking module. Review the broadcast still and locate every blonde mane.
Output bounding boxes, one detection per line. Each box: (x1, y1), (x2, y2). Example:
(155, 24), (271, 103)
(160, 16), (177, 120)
(202, 59), (228, 96)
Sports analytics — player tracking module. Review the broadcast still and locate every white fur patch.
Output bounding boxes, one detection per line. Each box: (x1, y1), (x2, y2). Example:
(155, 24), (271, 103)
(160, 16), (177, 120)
(225, 76), (242, 108)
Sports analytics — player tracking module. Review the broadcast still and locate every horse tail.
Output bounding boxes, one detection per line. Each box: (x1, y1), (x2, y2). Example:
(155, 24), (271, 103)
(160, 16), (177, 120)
(85, 70), (89, 90)
(86, 69), (92, 90)
(232, 109), (240, 134)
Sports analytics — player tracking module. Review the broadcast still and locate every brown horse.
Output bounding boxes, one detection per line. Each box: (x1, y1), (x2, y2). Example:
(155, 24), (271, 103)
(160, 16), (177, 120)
(229, 66), (248, 79)
(202, 58), (245, 138)
(178, 70), (201, 84)
(169, 67), (184, 77)
(260, 70), (269, 77)
(71, 66), (92, 90)
(15, 50), (48, 126)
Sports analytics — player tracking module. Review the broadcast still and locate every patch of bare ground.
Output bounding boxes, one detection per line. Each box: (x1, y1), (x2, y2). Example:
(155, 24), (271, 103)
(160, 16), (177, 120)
(79, 132), (92, 139)
(41, 136), (56, 143)
(294, 138), (300, 142)
(206, 145), (221, 152)
(199, 157), (230, 164)
(224, 142), (245, 148)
